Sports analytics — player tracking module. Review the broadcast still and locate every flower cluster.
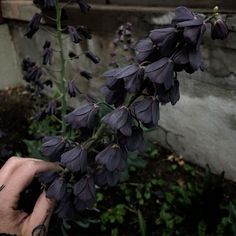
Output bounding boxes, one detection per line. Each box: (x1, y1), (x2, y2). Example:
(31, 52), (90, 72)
(24, 2), (229, 219)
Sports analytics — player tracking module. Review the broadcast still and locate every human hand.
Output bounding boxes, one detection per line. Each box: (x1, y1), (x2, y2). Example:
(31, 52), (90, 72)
(0, 157), (60, 236)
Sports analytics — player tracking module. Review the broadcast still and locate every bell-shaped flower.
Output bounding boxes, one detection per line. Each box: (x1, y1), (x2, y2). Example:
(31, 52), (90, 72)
(95, 168), (120, 187)
(68, 26), (81, 44)
(56, 193), (77, 219)
(73, 175), (96, 211)
(46, 177), (66, 201)
(64, 103), (99, 129)
(67, 80), (81, 98)
(102, 106), (132, 136)
(95, 144), (128, 171)
(133, 97), (160, 128)
(135, 38), (155, 62)
(145, 57), (174, 90)
(41, 136), (66, 161)
(60, 146), (87, 173)
(149, 27), (178, 56)
(25, 13), (42, 39)
(45, 100), (57, 115)
(157, 80), (180, 105)
(42, 40), (53, 65)
(119, 126), (145, 152)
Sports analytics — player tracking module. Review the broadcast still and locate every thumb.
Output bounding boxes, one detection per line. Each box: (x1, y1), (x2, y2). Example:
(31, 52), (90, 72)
(21, 191), (55, 236)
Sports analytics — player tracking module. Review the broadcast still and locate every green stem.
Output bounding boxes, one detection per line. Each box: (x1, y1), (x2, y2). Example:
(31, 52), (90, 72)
(56, 0), (67, 135)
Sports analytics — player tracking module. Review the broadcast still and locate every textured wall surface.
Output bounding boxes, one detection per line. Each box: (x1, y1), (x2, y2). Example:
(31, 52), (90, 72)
(1, 4), (236, 180)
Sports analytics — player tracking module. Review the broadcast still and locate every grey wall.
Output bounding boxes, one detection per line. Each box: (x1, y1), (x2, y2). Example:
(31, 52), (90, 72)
(1, 4), (236, 180)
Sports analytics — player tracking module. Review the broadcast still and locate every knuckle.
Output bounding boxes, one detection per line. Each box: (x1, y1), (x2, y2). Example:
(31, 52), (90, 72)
(6, 156), (20, 165)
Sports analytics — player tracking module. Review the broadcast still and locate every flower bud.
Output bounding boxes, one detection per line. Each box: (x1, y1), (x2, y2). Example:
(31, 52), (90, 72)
(211, 19), (229, 40)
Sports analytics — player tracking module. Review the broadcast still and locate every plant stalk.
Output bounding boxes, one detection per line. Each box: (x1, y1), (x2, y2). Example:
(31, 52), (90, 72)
(56, 0), (67, 135)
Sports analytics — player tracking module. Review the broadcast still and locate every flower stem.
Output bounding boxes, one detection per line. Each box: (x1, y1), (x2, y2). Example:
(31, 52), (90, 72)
(56, 0), (67, 135)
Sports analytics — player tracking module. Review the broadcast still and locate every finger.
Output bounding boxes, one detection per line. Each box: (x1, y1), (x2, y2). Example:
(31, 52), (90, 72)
(21, 191), (55, 236)
(5, 159), (60, 202)
(0, 157), (24, 182)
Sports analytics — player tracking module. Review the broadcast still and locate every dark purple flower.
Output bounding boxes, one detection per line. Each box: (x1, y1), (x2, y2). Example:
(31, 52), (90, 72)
(46, 177), (66, 201)
(85, 51), (100, 64)
(78, 26), (92, 39)
(80, 70), (92, 80)
(103, 68), (122, 89)
(23, 65), (42, 82)
(149, 27), (178, 56)
(76, 0), (91, 13)
(211, 19), (229, 40)
(41, 136), (66, 161)
(73, 175), (96, 211)
(42, 41), (53, 65)
(157, 80), (180, 105)
(56, 193), (77, 219)
(37, 170), (59, 184)
(119, 126), (144, 152)
(67, 80), (81, 98)
(133, 97), (160, 128)
(135, 38), (155, 62)
(95, 168), (120, 187)
(145, 57), (175, 90)
(22, 57), (36, 71)
(95, 144), (128, 171)
(102, 106), (132, 136)
(64, 103), (99, 129)
(100, 85), (127, 107)
(45, 100), (57, 115)
(60, 146), (87, 172)
(172, 6), (196, 24)
(44, 79), (53, 88)
(25, 13), (42, 39)
(68, 26), (81, 44)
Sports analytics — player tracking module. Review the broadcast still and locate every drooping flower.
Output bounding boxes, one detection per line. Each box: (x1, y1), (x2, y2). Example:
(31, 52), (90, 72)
(102, 106), (132, 136)
(45, 100), (57, 115)
(157, 80), (180, 105)
(85, 51), (100, 64)
(80, 70), (92, 80)
(135, 38), (155, 62)
(37, 170), (59, 184)
(23, 65), (43, 82)
(56, 193), (77, 219)
(25, 13), (42, 39)
(145, 57), (175, 90)
(73, 175), (96, 211)
(22, 57), (36, 71)
(149, 27), (178, 56)
(119, 126), (145, 152)
(133, 97), (160, 128)
(211, 18), (229, 40)
(42, 40), (53, 65)
(76, 0), (91, 13)
(68, 26), (81, 44)
(67, 80), (81, 98)
(41, 136), (66, 161)
(95, 168), (120, 187)
(100, 85), (127, 107)
(60, 146), (87, 172)
(78, 26), (92, 39)
(46, 177), (66, 201)
(95, 144), (128, 171)
(64, 103), (99, 129)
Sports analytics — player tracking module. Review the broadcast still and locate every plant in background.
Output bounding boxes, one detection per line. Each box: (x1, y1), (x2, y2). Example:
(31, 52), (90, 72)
(22, 0), (229, 226)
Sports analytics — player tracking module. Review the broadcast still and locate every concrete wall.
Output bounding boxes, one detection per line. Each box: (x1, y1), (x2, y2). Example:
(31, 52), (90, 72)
(1, 3), (236, 180)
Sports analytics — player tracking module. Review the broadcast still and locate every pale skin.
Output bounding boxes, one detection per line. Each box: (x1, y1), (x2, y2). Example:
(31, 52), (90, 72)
(0, 157), (60, 236)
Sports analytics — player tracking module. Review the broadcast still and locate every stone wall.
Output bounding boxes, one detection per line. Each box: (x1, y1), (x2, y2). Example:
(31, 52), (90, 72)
(0, 2), (236, 180)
